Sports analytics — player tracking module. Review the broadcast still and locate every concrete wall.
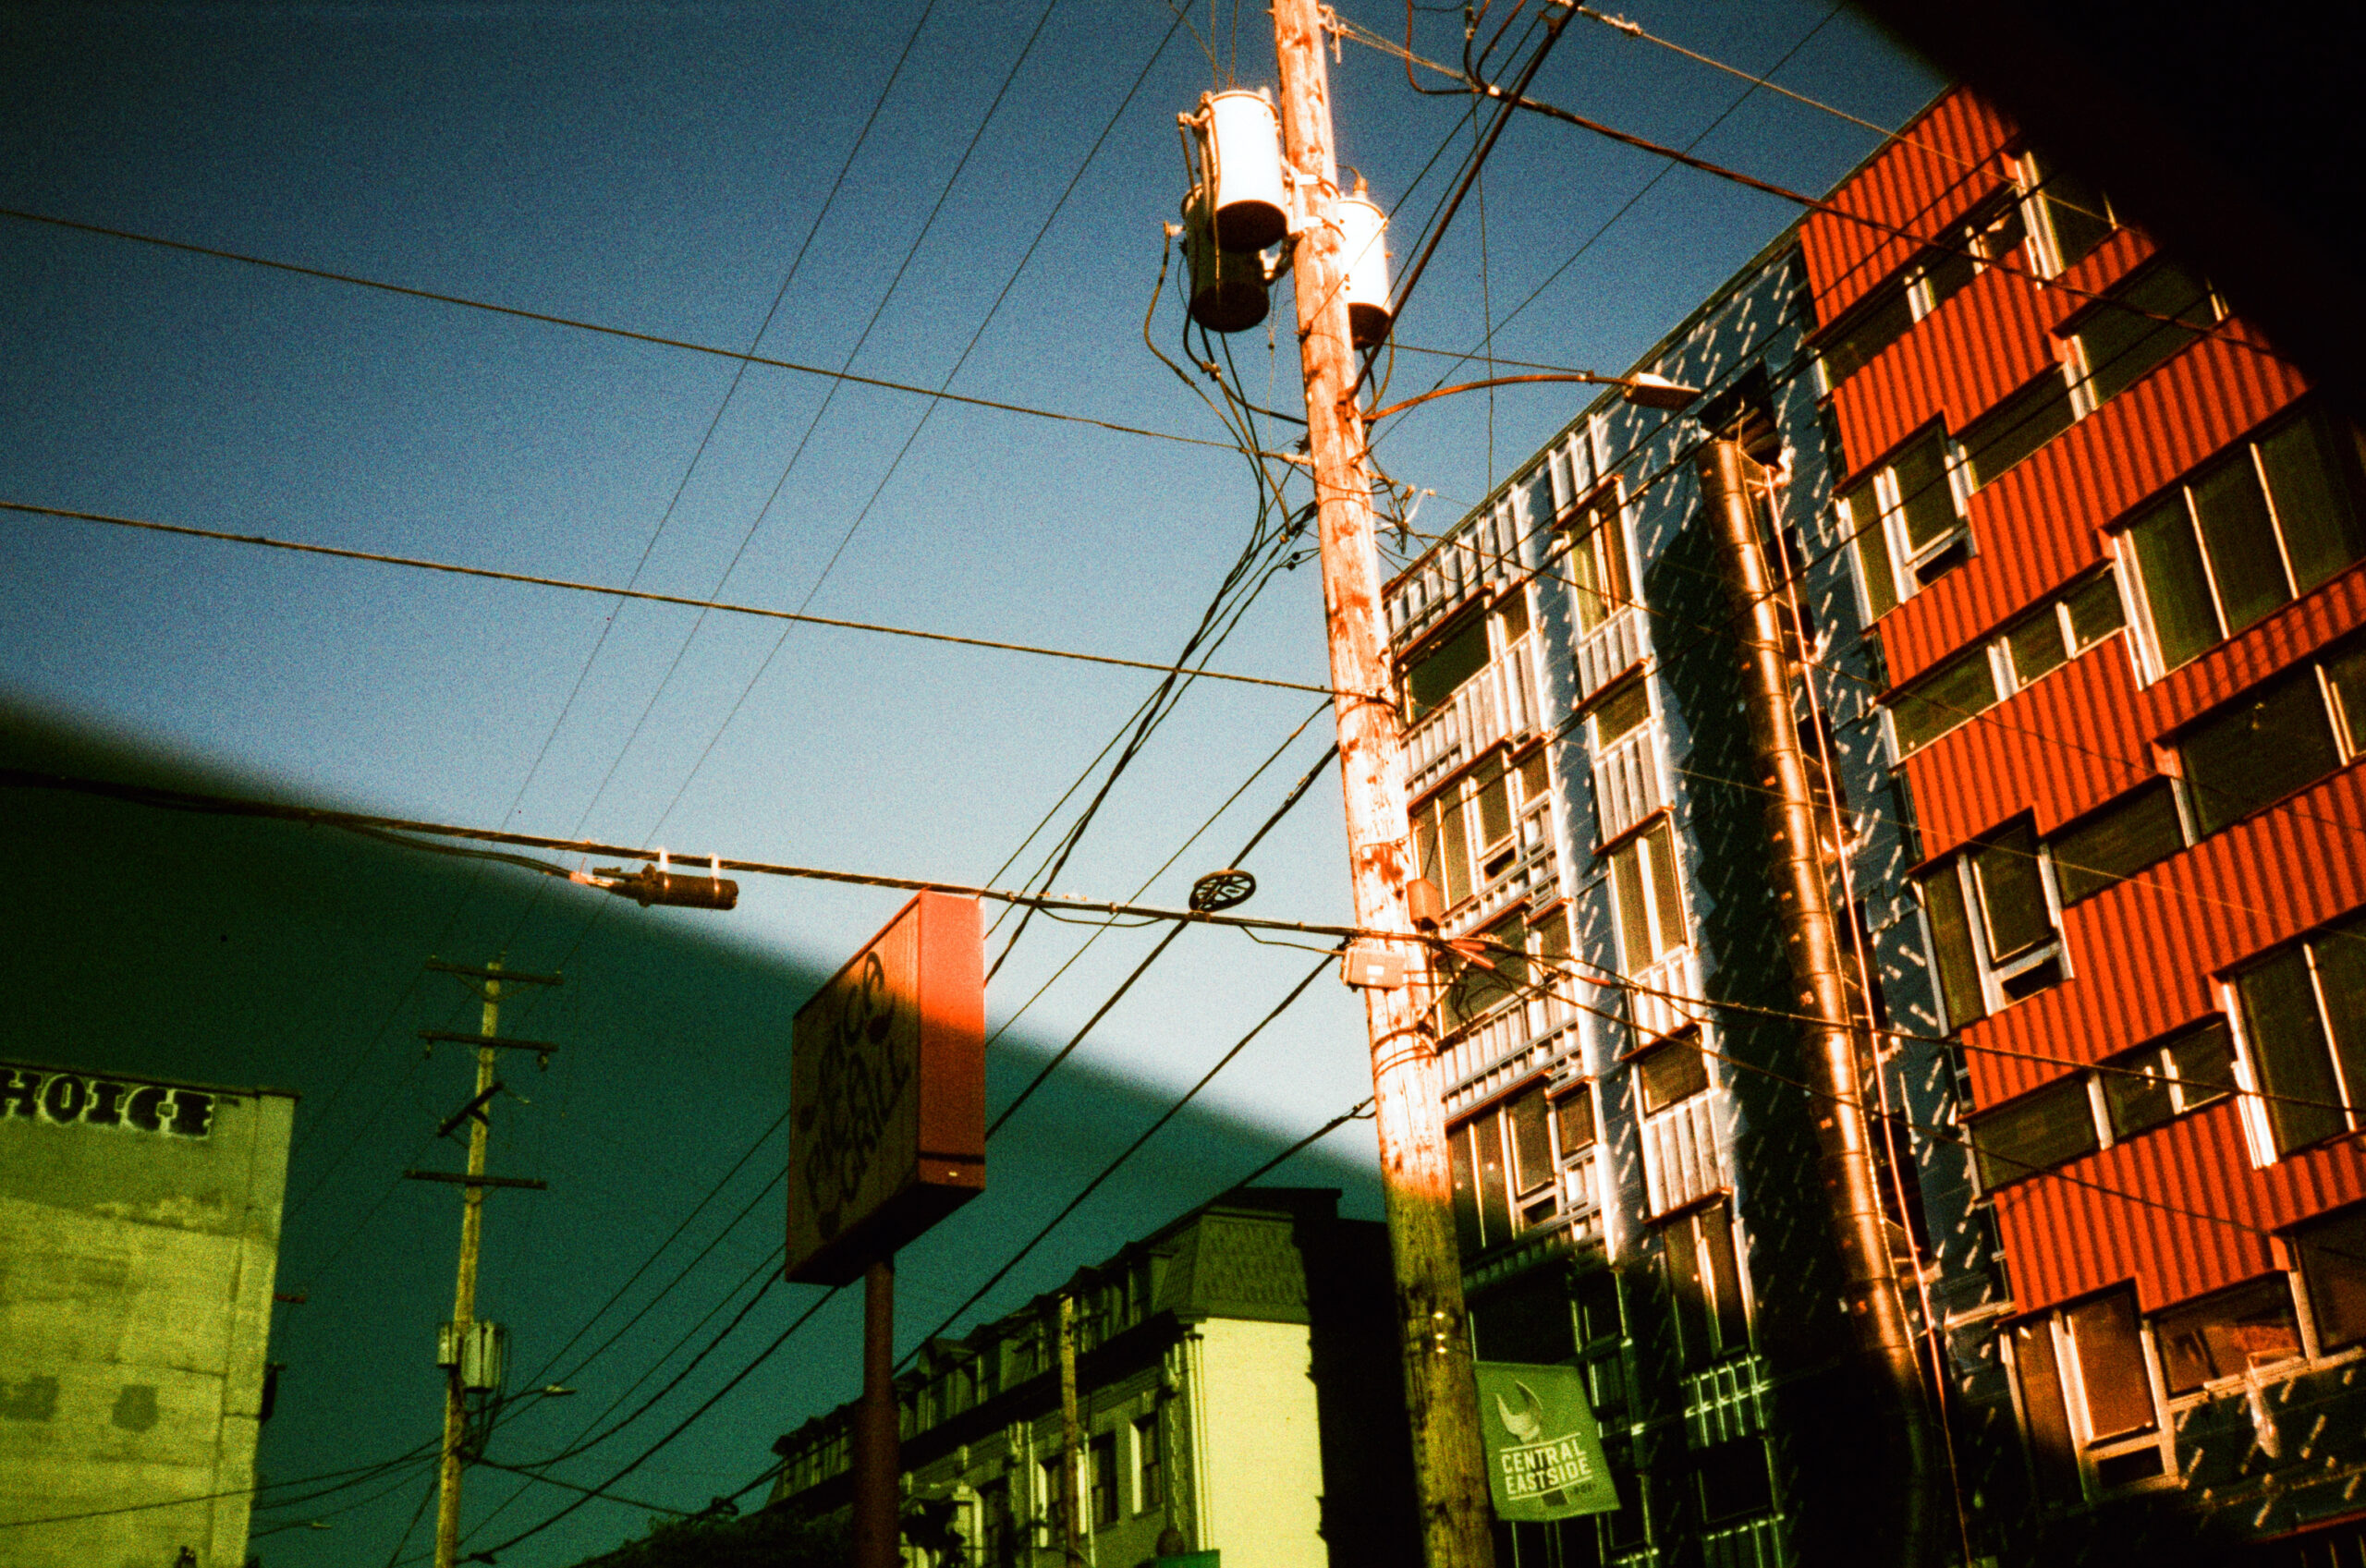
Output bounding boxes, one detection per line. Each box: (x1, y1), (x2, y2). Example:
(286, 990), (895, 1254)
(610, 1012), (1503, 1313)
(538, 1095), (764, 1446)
(0, 1061), (296, 1568)
(1195, 1318), (1326, 1568)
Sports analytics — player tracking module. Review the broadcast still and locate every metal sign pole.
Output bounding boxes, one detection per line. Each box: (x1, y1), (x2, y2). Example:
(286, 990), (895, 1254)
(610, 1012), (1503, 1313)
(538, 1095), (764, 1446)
(853, 1256), (898, 1568)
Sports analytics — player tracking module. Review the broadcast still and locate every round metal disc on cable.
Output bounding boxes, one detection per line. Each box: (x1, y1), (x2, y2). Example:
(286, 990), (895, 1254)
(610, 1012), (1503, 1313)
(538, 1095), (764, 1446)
(1189, 869), (1257, 913)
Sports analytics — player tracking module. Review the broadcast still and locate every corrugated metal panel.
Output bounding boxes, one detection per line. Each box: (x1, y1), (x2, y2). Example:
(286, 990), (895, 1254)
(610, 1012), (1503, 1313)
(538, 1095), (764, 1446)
(1831, 244), (2055, 474)
(1960, 764), (2366, 1111)
(1799, 90), (2017, 324)
(1879, 332), (2311, 686)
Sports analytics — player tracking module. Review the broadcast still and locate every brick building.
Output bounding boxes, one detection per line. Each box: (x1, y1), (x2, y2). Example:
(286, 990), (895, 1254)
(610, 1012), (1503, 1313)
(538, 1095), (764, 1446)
(1384, 81), (2366, 1566)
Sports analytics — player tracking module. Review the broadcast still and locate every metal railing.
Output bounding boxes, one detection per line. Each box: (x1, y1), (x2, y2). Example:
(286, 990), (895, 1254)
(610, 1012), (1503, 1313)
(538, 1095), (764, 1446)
(1642, 1090), (1724, 1218)
(1573, 603), (1649, 703)
(1592, 717), (1667, 844)
(1628, 947), (1703, 1044)
(1404, 638), (1539, 800)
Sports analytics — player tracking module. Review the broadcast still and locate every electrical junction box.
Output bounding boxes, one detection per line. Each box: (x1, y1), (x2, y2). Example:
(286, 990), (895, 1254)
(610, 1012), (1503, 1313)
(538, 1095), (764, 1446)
(436, 1320), (507, 1392)
(1341, 943), (1408, 990)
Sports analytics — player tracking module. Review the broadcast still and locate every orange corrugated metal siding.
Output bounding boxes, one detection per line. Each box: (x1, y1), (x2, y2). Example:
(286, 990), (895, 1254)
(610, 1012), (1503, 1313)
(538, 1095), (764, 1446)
(1799, 91), (2016, 324)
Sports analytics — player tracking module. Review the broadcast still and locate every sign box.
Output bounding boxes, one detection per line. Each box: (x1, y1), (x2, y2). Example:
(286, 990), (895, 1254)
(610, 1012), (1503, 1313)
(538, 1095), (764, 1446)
(1473, 1361), (1620, 1521)
(787, 892), (985, 1284)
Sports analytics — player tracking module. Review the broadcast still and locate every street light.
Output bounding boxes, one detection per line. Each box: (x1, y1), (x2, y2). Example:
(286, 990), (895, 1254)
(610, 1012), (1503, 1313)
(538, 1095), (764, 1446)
(1363, 369), (1702, 423)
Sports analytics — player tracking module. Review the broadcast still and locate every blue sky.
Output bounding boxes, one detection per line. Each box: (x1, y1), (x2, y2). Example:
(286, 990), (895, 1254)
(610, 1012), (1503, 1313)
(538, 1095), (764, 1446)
(0, 1), (1936, 1560)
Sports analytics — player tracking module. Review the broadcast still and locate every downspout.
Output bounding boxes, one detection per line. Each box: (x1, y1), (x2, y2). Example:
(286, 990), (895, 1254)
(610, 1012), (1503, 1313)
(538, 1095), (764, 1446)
(1697, 434), (1939, 1567)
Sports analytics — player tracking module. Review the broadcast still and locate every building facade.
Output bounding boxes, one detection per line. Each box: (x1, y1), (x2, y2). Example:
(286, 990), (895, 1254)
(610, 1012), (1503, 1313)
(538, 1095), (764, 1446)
(0, 1059), (297, 1568)
(768, 1188), (1420, 1568)
(1388, 79), (2366, 1567)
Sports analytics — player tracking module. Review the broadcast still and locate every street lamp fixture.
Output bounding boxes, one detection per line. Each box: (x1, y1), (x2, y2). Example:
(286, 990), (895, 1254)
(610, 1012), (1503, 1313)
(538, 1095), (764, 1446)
(1363, 369), (1702, 423)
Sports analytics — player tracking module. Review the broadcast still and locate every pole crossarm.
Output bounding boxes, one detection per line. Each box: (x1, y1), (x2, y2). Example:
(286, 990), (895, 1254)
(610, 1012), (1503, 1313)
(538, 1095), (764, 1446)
(425, 960), (563, 987)
(403, 1170), (549, 1192)
(417, 1029), (563, 1054)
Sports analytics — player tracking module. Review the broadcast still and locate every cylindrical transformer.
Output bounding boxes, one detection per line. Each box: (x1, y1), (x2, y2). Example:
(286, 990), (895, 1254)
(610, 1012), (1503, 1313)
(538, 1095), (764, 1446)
(1183, 188), (1270, 334)
(1336, 192), (1393, 347)
(1200, 89), (1287, 251)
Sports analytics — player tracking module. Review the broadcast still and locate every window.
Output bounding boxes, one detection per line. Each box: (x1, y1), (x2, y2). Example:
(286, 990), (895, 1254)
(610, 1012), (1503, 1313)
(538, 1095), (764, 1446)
(2048, 780), (2186, 906)
(979, 1479), (1016, 1568)
(2067, 261), (2215, 415)
(1133, 1414), (1163, 1512)
(2124, 407), (2366, 674)
(1562, 484), (1634, 633)
(1694, 1439), (1775, 1525)
(2009, 1289), (2165, 1497)
(1971, 1076), (2100, 1188)
(1443, 910), (1531, 1029)
(1845, 425), (1968, 618)
(2181, 647), (2366, 836)
(1817, 192), (2027, 388)
(1555, 1082), (1599, 1212)
(1636, 1035), (1709, 1113)
(1664, 1199), (1750, 1366)
(1961, 370), (2076, 490)
(1404, 608), (1490, 723)
(1414, 745), (1554, 909)
(1919, 820), (2065, 1029)
(2016, 149), (2118, 275)
(1448, 1083), (1560, 1258)
(1889, 570), (2126, 756)
(1090, 1433), (1118, 1526)
(1609, 820), (1686, 971)
(2293, 1206), (2366, 1351)
(2233, 911), (2366, 1157)
(2100, 1017), (2236, 1139)
(1038, 1458), (1067, 1542)
(2152, 1275), (2301, 1395)
(2067, 1290), (2158, 1444)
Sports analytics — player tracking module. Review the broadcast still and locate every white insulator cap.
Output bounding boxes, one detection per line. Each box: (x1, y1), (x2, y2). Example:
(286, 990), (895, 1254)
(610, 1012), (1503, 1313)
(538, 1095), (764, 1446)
(1336, 192), (1392, 348)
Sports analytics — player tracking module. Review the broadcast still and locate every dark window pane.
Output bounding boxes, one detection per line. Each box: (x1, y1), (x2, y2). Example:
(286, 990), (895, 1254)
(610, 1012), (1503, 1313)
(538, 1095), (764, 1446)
(1476, 1109), (1513, 1246)
(1497, 587), (1531, 644)
(2010, 1319), (2083, 1504)
(2128, 499), (2223, 670)
(1533, 906), (1570, 964)
(2313, 913), (2366, 1112)
(1612, 841), (1652, 972)
(2328, 641), (2366, 755)
(1442, 792), (1472, 906)
(2050, 781), (2186, 905)
(2168, 1018), (2238, 1110)
(1964, 372), (2076, 490)
(2183, 669), (2340, 834)
(1509, 1088), (1554, 1193)
(2191, 451), (2293, 634)
(1972, 1077), (2099, 1187)
(2067, 1290), (2154, 1440)
(2036, 160), (2115, 269)
(1556, 1088), (1597, 1154)
(2007, 607), (2068, 687)
(1407, 610), (1491, 719)
(1921, 867), (1990, 1029)
(2238, 945), (2347, 1154)
(1701, 1203), (1750, 1354)
(2079, 261), (2213, 407)
(1576, 1270), (1623, 1344)
(1822, 280), (1916, 385)
(1518, 748), (1550, 808)
(1643, 823), (1686, 952)
(1568, 496), (1632, 629)
(1415, 803), (1444, 893)
(1637, 1037), (1710, 1112)
(1475, 755), (1513, 848)
(1922, 244), (1979, 310)
(2297, 1207), (2366, 1351)
(1893, 430), (1959, 553)
(1450, 1124), (1483, 1258)
(1973, 821), (2055, 961)
(1849, 482), (1900, 619)
(1893, 648), (1999, 754)
(1695, 1439), (1774, 1525)
(1592, 676), (1650, 744)
(2153, 1275), (2301, 1396)
(2065, 570), (2128, 648)
(1665, 1216), (1713, 1368)
(2100, 1047), (2175, 1139)
(2260, 411), (2366, 594)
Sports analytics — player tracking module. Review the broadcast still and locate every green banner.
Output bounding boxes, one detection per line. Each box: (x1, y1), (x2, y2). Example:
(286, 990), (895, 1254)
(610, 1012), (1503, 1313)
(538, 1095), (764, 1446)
(1473, 1361), (1619, 1521)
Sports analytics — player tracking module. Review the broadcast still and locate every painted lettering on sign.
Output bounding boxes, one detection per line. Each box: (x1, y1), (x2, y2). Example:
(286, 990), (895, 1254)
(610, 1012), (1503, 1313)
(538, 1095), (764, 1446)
(799, 946), (918, 1244)
(1, 1066), (216, 1138)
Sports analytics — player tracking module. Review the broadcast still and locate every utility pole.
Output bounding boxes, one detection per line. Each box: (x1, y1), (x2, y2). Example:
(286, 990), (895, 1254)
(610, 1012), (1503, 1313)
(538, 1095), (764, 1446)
(1697, 436), (1937, 1566)
(1268, 4), (1495, 1566)
(410, 956), (561, 1568)
(1058, 1293), (1083, 1567)
(852, 1257), (897, 1568)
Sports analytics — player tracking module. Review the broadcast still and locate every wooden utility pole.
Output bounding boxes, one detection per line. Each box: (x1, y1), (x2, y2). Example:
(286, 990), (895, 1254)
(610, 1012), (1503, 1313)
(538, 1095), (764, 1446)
(1269, 5), (1495, 1565)
(1698, 437), (1937, 1565)
(1057, 1294), (1083, 1566)
(415, 957), (560, 1568)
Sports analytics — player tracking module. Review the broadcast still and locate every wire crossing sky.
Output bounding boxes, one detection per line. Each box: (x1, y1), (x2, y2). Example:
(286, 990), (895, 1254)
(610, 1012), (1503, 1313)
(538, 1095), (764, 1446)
(0, 1), (1938, 1561)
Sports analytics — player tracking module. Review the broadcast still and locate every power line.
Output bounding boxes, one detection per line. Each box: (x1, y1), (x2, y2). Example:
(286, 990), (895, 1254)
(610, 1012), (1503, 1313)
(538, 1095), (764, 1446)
(4, 500), (1351, 700)
(0, 206), (1233, 452)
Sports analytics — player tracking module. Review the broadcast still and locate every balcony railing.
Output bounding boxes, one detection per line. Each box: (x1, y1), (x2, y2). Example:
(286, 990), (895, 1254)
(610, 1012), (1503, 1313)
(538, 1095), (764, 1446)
(1641, 1090), (1724, 1218)
(1572, 604), (1649, 704)
(1628, 947), (1703, 1044)
(1592, 718), (1668, 844)
(1404, 639), (1539, 801)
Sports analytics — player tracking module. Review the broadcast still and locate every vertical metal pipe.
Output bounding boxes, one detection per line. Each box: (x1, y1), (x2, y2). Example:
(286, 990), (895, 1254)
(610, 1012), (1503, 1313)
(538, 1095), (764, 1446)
(1697, 436), (1936, 1565)
(853, 1257), (898, 1568)
(1269, 3), (1494, 1565)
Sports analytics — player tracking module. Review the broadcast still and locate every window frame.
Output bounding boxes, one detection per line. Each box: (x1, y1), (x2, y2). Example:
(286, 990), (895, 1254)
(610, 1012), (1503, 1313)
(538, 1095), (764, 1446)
(2003, 1286), (2175, 1502)
(1844, 423), (1972, 620)
(1813, 189), (2028, 392)
(1917, 818), (2069, 1029)
(1559, 480), (1639, 635)
(1607, 817), (1688, 973)
(1661, 1197), (1753, 1367)
(2226, 910), (2366, 1163)
(2064, 259), (2219, 419)
(1886, 568), (2128, 759)
(2013, 148), (2120, 278)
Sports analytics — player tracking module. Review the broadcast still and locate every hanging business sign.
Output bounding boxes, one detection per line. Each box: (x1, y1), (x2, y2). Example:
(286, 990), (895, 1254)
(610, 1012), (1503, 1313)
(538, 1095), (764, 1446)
(1473, 1361), (1620, 1521)
(787, 892), (985, 1285)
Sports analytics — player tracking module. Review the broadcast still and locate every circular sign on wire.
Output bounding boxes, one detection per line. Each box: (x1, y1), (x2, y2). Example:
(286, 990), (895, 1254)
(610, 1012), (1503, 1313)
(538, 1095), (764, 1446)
(1189, 869), (1257, 913)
